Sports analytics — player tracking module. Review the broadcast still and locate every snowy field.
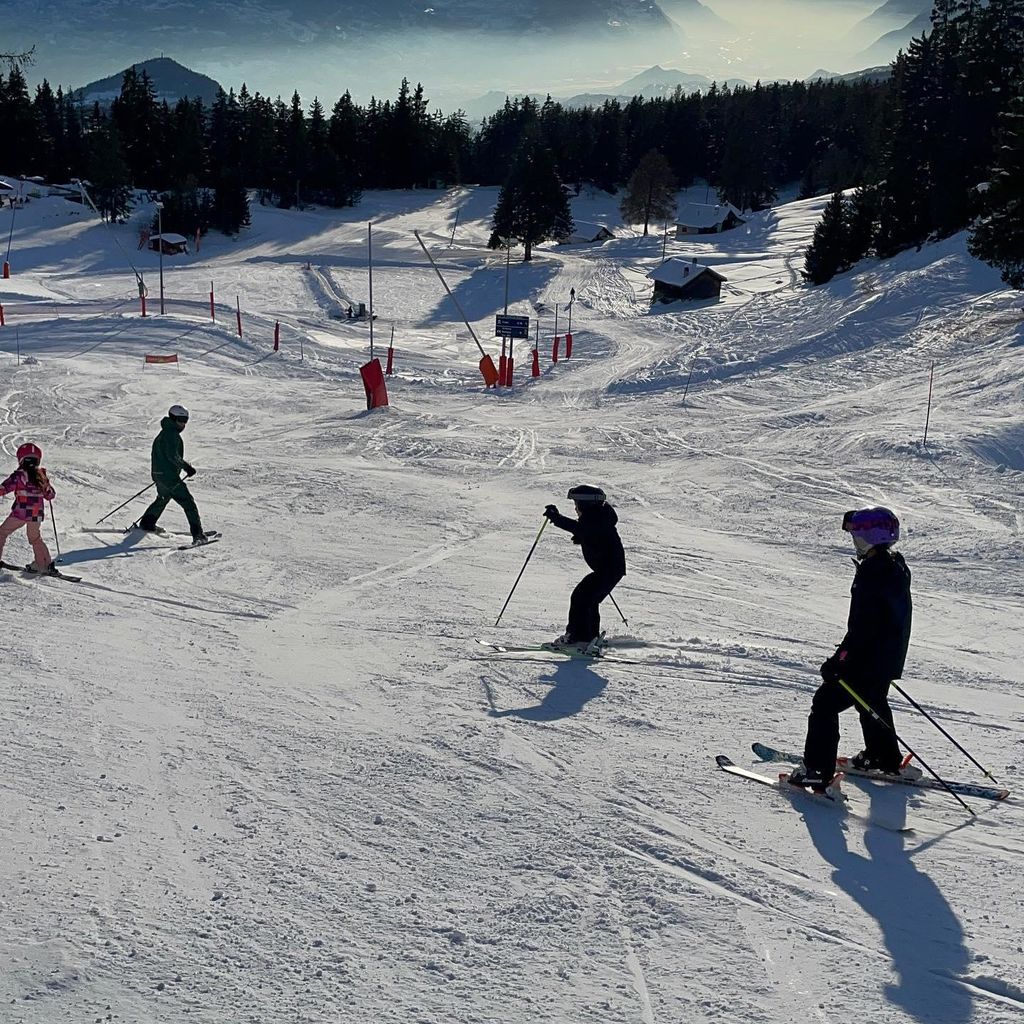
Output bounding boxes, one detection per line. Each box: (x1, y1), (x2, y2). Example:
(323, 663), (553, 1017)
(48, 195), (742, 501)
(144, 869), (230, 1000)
(1, 181), (1022, 1024)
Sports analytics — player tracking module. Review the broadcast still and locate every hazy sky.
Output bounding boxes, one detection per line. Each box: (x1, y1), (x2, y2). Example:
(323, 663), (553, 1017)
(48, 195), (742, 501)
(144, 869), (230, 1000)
(22, 0), (907, 107)
(212, 0), (891, 106)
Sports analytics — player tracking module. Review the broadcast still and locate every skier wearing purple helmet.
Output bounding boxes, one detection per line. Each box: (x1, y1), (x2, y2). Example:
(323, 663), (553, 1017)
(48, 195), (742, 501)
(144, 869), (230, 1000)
(787, 506), (913, 795)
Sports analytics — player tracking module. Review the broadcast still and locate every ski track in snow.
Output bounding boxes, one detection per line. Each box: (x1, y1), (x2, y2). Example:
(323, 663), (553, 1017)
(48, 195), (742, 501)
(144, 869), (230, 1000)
(0, 182), (1022, 1023)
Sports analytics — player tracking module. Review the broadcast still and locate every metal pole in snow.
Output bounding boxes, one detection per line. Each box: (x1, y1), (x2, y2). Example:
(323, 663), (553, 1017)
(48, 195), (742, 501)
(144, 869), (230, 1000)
(48, 499), (62, 563)
(16, 327), (20, 364)
(5, 199), (16, 266)
(682, 355), (697, 406)
(450, 209), (460, 248)
(503, 241), (511, 314)
(368, 222), (375, 362)
(923, 361), (935, 447)
(413, 230), (486, 357)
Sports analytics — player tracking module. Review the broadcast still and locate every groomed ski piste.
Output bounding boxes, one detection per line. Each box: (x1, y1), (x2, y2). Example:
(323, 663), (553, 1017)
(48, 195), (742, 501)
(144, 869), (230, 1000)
(1, 180), (1022, 1024)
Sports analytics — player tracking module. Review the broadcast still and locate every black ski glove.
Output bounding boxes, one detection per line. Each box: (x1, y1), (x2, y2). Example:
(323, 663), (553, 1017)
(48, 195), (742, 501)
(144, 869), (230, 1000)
(544, 504), (559, 521)
(820, 651), (844, 684)
(183, 463), (197, 478)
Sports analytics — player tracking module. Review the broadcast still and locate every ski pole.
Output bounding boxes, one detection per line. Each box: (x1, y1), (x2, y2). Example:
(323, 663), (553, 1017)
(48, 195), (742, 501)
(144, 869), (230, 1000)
(96, 482), (156, 523)
(495, 518), (548, 627)
(838, 677), (975, 816)
(892, 681), (999, 784)
(609, 593), (628, 626)
(48, 499), (62, 563)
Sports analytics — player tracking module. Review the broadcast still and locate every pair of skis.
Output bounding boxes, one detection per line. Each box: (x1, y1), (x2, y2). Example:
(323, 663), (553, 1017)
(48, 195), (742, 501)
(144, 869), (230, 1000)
(84, 525), (222, 550)
(719, 742), (1009, 806)
(1, 560), (82, 583)
(476, 636), (609, 660)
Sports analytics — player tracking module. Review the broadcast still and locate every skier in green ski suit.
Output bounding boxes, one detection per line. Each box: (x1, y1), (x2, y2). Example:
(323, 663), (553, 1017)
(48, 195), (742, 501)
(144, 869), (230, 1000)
(137, 404), (206, 542)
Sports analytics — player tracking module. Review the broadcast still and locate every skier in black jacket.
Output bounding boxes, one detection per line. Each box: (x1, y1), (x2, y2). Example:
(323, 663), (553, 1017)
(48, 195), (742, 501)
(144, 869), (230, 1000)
(137, 404), (208, 543)
(787, 506), (913, 794)
(543, 484), (626, 650)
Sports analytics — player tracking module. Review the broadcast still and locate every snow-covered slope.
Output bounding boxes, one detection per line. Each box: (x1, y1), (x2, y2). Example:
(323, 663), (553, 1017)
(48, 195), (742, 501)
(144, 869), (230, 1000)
(0, 182), (1022, 1023)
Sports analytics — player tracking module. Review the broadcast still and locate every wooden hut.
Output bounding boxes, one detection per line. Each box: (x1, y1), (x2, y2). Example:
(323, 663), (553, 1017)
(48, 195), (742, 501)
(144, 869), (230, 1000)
(648, 257), (726, 303)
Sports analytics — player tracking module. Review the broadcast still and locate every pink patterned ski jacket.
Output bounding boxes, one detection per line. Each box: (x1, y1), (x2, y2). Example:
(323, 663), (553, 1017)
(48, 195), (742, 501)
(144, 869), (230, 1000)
(0, 468), (56, 522)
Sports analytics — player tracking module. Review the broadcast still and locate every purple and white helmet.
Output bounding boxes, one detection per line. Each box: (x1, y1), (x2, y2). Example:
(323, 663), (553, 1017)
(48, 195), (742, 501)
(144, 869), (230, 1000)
(842, 506), (900, 547)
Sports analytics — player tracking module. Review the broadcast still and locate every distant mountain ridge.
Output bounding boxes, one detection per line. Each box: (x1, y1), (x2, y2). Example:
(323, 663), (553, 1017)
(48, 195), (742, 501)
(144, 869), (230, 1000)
(70, 58), (224, 108)
(847, 0), (930, 42)
(461, 66), (749, 120)
(806, 66), (892, 84)
(857, 11), (932, 64)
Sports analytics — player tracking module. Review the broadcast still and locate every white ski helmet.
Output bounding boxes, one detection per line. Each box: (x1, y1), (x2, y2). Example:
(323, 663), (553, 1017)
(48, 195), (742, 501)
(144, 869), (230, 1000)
(168, 404), (189, 421)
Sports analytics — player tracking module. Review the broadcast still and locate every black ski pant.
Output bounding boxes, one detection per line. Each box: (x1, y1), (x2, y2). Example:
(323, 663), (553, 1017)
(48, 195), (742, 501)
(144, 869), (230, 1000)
(803, 675), (902, 777)
(566, 571), (622, 643)
(140, 477), (202, 536)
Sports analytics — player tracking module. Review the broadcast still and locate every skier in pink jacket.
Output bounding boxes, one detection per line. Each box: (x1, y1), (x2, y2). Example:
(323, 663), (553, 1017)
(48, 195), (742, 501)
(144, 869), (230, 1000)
(0, 442), (56, 571)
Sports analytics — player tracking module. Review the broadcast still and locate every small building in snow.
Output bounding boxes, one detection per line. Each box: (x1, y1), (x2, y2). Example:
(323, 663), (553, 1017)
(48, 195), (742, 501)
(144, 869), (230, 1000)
(648, 257), (726, 303)
(560, 222), (614, 244)
(149, 233), (189, 255)
(674, 202), (745, 236)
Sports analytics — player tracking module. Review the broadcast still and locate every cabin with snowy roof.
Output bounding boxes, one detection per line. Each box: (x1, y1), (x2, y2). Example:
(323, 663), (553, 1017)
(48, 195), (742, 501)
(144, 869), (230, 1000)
(149, 233), (189, 255)
(648, 257), (726, 303)
(674, 202), (745, 236)
(559, 221), (614, 244)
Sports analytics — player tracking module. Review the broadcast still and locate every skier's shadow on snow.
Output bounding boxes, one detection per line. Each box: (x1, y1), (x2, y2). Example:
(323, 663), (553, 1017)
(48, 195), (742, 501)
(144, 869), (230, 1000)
(58, 532), (152, 566)
(801, 786), (971, 1023)
(485, 661), (606, 721)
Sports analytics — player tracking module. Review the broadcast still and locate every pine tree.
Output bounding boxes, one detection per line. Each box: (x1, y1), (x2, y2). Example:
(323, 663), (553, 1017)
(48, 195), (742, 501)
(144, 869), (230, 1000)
(212, 177), (250, 235)
(969, 94), (1024, 288)
(327, 92), (363, 207)
(85, 123), (132, 222)
(715, 86), (778, 211)
(111, 66), (162, 186)
(590, 100), (623, 193)
(843, 185), (878, 268)
(619, 149), (676, 235)
(874, 34), (939, 255)
(0, 68), (36, 172)
(803, 192), (849, 285)
(488, 132), (573, 261)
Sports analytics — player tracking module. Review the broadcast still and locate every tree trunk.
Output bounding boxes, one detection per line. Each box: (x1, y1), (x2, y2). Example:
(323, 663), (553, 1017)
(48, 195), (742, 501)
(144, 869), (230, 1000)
(524, 239), (532, 261)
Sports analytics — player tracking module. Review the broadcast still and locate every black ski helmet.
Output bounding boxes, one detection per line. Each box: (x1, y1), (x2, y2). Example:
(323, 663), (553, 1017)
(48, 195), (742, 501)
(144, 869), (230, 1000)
(567, 484), (607, 505)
